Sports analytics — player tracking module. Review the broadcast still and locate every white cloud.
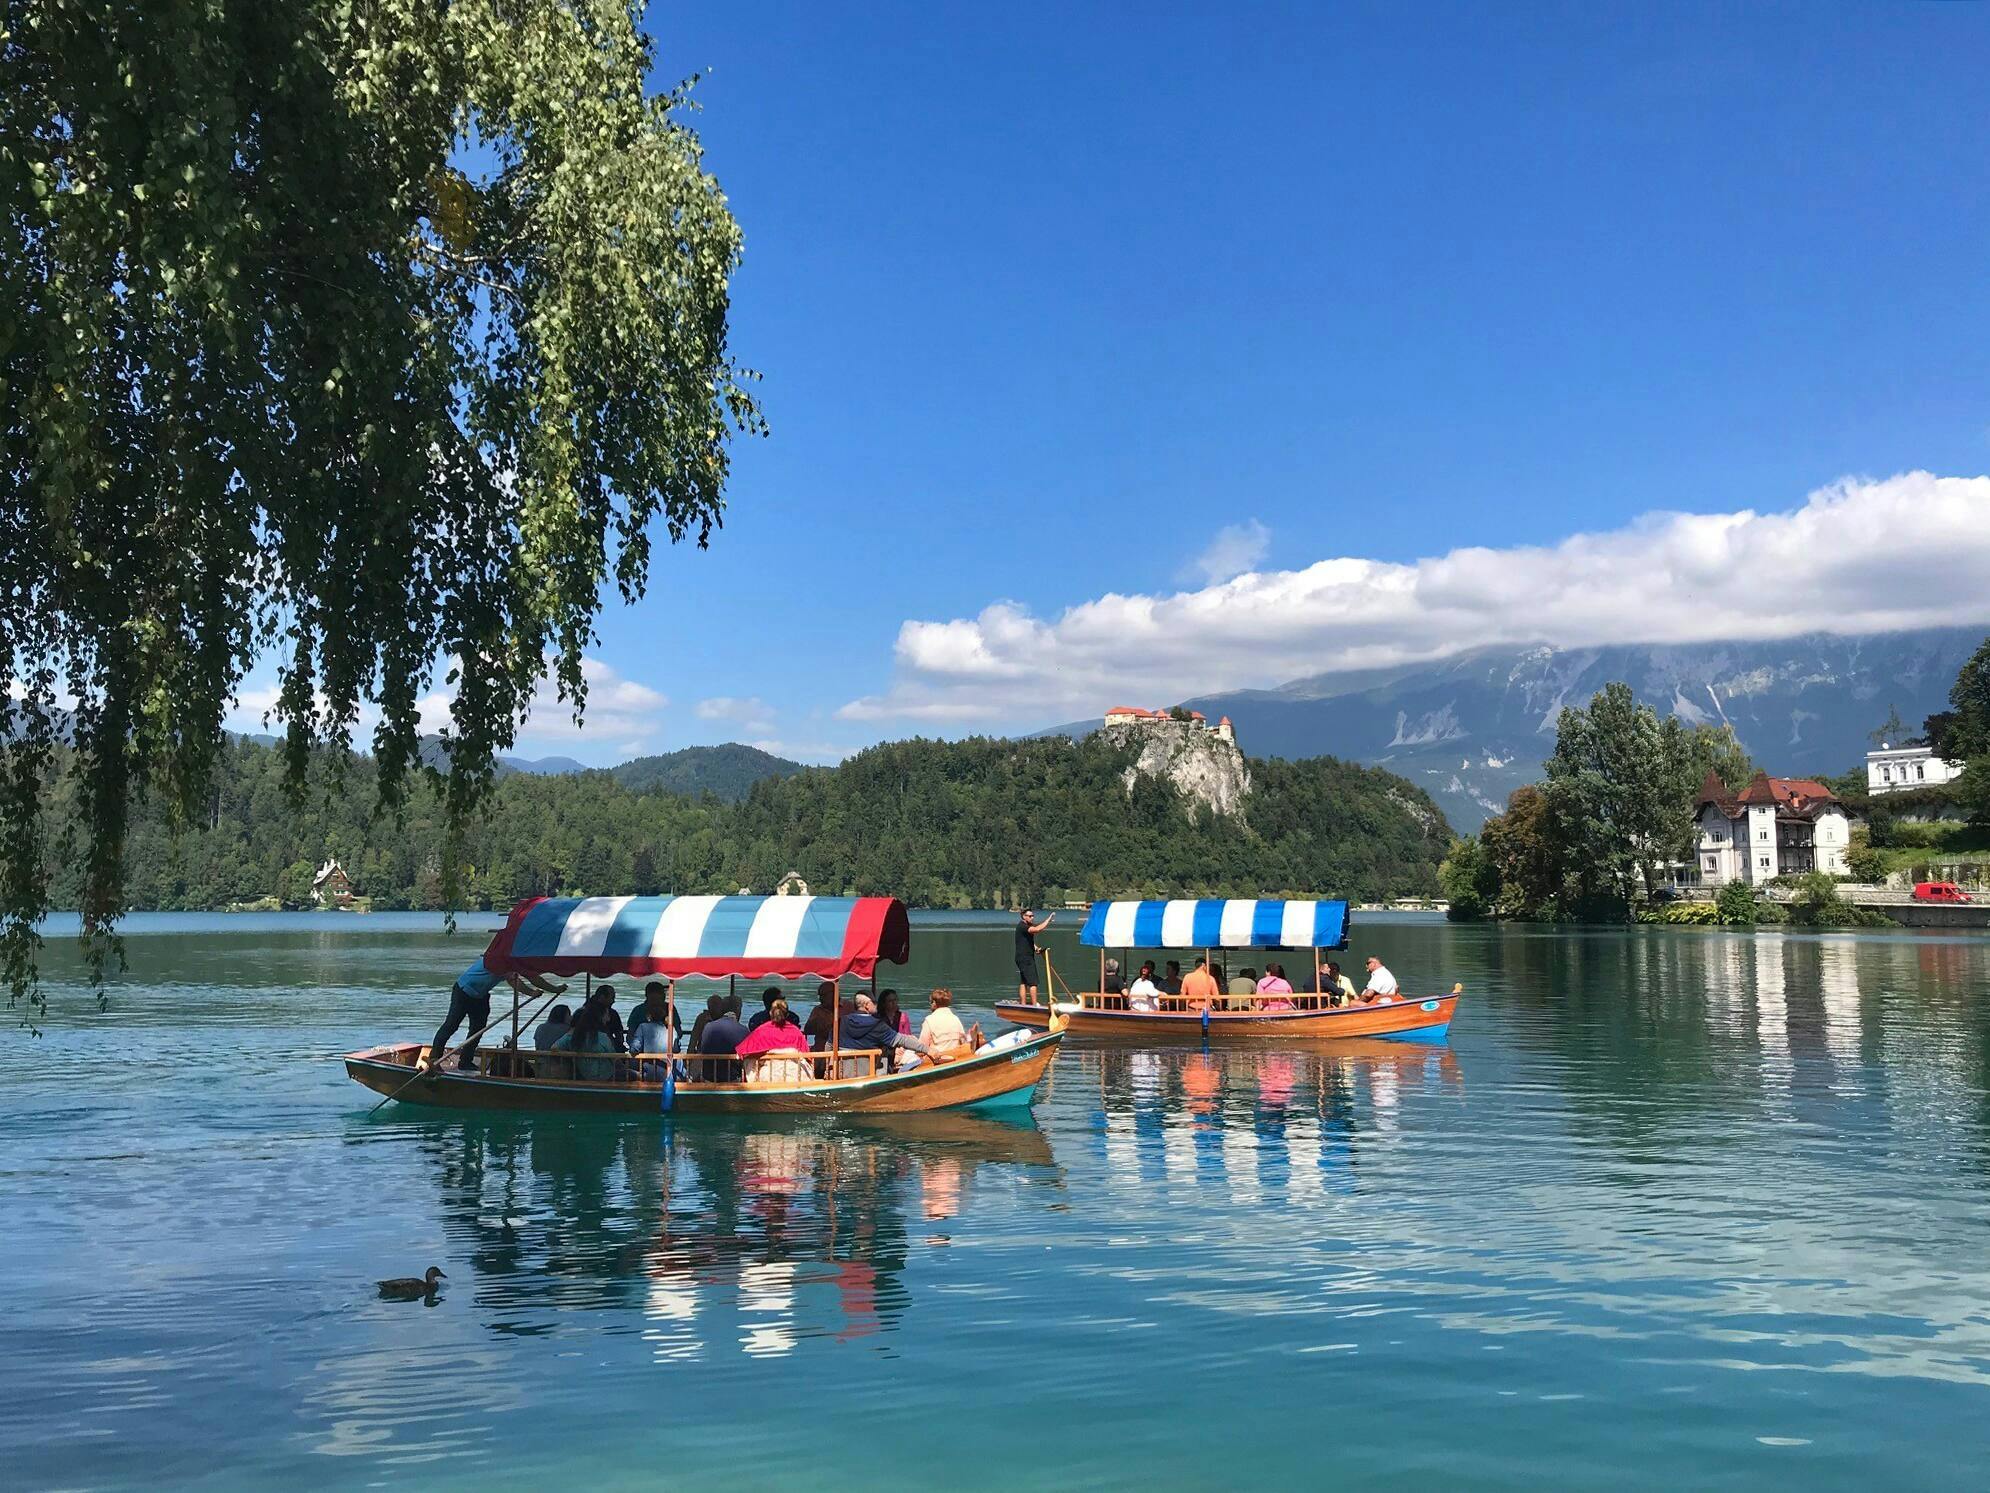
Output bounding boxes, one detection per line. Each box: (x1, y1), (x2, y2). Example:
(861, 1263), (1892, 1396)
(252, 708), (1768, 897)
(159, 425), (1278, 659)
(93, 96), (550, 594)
(696, 695), (775, 732)
(1185, 518), (1272, 585)
(841, 471), (1990, 725)
(224, 655), (669, 757)
(514, 657), (667, 751)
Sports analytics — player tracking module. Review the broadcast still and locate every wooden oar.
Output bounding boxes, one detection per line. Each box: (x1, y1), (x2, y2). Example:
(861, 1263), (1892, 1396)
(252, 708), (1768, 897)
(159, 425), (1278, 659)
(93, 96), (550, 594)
(366, 978), (567, 1116)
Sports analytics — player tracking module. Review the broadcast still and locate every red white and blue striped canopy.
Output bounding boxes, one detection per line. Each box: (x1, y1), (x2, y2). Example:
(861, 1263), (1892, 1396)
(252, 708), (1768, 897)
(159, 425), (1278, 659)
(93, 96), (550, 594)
(1079, 898), (1351, 950)
(483, 895), (911, 981)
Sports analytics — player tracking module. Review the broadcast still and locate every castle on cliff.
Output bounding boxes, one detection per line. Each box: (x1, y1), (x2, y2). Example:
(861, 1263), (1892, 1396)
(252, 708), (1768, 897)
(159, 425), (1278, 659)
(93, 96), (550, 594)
(1103, 705), (1236, 745)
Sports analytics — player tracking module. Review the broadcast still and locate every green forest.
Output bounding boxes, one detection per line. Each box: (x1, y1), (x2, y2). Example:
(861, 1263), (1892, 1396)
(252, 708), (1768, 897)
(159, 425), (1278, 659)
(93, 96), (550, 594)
(47, 733), (1450, 913)
(608, 743), (806, 800)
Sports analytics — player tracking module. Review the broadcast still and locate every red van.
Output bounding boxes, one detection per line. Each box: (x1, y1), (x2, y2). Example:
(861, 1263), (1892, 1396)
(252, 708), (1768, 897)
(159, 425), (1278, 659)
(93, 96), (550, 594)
(1912, 881), (1972, 904)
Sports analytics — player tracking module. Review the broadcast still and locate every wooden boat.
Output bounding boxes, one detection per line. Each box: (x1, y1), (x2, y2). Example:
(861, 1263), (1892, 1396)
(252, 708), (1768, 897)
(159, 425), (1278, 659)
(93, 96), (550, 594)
(995, 897), (1458, 1042)
(997, 989), (1459, 1041)
(346, 894), (1063, 1115)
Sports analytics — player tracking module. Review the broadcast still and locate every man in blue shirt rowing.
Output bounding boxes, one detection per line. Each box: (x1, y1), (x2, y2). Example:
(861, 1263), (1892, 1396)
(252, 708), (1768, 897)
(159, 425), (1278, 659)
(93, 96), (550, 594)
(421, 955), (566, 1074)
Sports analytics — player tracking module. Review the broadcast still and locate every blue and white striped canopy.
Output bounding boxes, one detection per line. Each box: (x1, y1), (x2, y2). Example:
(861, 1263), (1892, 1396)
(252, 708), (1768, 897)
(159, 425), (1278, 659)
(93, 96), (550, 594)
(484, 895), (911, 980)
(1079, 899), (1351, 951)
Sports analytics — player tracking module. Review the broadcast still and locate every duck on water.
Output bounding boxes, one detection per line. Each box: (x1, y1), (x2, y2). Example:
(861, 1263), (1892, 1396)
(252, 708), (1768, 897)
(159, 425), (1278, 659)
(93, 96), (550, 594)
(378, 1267), (446, 1301)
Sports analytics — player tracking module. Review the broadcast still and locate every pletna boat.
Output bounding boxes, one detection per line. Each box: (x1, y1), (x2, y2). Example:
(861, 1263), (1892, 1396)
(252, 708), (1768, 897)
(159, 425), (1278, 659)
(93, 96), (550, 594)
(994, 898), (1458, 1041)
(346, 894), (1063, 1114)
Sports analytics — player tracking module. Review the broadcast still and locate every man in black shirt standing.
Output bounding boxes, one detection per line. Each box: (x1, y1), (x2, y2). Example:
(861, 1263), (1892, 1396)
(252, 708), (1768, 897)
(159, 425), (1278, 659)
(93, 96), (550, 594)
(1014, 907), (1054, 1003)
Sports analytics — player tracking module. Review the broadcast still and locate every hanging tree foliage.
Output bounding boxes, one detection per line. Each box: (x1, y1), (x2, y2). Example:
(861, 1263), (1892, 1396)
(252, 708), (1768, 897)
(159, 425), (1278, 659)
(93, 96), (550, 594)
(0, 1), (763, 1010)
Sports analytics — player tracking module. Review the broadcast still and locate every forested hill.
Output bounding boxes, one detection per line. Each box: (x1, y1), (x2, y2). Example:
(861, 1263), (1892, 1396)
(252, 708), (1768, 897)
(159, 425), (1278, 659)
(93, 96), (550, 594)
(58, 734), (1449, 913)
(610, 743), (806, 800)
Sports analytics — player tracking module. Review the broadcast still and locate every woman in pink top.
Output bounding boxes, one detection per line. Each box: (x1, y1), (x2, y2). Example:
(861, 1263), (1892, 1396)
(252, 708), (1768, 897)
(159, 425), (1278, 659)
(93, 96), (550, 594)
(736, 998), (810, 1056)
(1255, 962), (1294, 1010)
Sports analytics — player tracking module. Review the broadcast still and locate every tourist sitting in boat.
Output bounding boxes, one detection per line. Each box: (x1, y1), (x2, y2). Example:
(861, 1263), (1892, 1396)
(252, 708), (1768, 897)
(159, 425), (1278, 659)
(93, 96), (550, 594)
(688, 994), (724, 1054)
(916, 988), (972, 1061)
(837, 992), (937, 1075)
(629, 982), (678, 1057)
(532, 1004), (572, 1051)
(697, 993), (749, 1080)
(746, 986), (783, 1032)
(1256, 962), (1295, 1010)
(804, 982), (841, 1050)
(1161, 959), (1183, 996)
(1324, 960), (1356, 1006)
(550, 988), (620, 1081)
(1102, 958), (1124, 996)
(598, 1000), (630, 1053)
(1226, 966), (1258, 1010)
(1127, 961), (1162, 1011)
(736, 996), (811, 1083)
(875, 990), (914, 1065)
(1360, 956), (1399, 1004)
(1179, 957), (1220, 1010)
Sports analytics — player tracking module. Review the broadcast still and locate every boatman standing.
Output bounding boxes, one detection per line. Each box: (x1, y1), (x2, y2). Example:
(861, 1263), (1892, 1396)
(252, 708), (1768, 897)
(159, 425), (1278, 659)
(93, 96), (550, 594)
(1014, 907), (1054, 1003)
(422, 954), (564, 1073)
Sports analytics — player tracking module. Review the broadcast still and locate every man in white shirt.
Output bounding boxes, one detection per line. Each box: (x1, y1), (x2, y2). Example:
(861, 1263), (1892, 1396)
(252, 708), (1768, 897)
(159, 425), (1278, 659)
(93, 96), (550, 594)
(1360, 956), (1400, 1003)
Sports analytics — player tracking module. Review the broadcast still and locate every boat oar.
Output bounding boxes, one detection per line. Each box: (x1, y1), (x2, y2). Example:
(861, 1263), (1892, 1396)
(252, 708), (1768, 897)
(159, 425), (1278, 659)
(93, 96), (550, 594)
(366, 978), (566, 1116)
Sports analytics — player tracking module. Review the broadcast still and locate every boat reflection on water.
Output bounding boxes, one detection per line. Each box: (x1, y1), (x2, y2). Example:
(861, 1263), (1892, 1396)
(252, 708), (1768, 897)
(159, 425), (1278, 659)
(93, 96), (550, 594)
(1085, 1041), (1463, 1199)
(400, 1109), (1059, 1361)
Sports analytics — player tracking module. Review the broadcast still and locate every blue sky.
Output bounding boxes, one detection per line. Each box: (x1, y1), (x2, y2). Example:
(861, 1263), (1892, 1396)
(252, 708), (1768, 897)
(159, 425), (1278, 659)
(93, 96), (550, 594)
(232, 2), (1990, 762)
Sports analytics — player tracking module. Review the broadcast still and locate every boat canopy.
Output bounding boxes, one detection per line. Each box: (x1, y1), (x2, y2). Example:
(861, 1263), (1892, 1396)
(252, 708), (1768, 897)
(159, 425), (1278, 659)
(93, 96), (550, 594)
(482, 895), (911, 981)
(1079, 898), (1350, 951)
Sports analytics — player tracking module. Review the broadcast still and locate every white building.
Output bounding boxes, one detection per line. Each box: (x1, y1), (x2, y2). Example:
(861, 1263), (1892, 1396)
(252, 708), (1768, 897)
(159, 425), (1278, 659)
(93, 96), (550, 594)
(1866, 743), (1962, 796)
(1694, 771), (1850, 886)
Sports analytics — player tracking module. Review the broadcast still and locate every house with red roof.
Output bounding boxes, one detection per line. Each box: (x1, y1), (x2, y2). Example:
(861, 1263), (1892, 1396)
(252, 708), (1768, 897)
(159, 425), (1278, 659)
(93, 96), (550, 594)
(1694, 771), (1850, 886)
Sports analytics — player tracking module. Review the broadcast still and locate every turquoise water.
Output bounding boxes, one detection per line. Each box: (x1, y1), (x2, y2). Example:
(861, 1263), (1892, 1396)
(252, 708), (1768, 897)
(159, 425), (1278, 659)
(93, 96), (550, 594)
(4, 912), (1990, 1488)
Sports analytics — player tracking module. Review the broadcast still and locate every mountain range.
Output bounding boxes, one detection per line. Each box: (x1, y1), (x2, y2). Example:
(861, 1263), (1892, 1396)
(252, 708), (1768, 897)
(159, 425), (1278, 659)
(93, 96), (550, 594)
(1049, 627), (1983, 834)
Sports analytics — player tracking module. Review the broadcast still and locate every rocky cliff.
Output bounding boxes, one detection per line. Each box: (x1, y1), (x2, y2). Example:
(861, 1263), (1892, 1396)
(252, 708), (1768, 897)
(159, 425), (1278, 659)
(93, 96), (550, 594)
(1104, 720), (1251, 818)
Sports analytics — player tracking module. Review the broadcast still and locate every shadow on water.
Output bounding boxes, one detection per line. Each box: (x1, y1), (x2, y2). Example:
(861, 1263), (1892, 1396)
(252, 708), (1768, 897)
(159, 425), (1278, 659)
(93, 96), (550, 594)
(351, 1107), (1062, 1355)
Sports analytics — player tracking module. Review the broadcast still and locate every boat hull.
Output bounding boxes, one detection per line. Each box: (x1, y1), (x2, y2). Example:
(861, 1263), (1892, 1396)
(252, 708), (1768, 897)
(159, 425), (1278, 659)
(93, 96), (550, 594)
(995, 994), (1457, 1042)
(345, 1030), (1062, 1115)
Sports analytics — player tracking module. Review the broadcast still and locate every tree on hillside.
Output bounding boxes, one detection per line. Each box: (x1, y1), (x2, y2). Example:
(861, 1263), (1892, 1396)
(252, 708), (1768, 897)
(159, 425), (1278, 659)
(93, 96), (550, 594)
(1479, 785), (1564, 918)
(1955, 758), (1990, 828)
(1923, 636), (1990, 762)
(2, 2), (761, 1007)
(1684, 723), (1757, 796)
(277, 859), (316, 910)
(1868, 704), (1913, 748)
(1438, 837), (1498, 921)
(1543, 682), (1698, 908)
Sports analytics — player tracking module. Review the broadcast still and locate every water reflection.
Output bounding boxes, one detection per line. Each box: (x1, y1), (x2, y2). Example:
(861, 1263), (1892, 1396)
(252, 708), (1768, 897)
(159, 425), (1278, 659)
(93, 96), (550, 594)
(390, 1110), (1059, 1363)
(1074, 1042), (1463, 1198)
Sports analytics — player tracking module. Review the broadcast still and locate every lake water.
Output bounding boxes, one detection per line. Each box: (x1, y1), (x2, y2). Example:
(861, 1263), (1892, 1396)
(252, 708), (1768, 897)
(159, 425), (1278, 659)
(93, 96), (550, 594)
(4, 911), (1989, 1489)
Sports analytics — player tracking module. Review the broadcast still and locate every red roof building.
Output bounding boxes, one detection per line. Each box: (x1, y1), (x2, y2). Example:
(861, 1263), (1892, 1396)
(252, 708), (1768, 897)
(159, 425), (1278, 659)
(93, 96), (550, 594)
(1694, 771), (1849, 886)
